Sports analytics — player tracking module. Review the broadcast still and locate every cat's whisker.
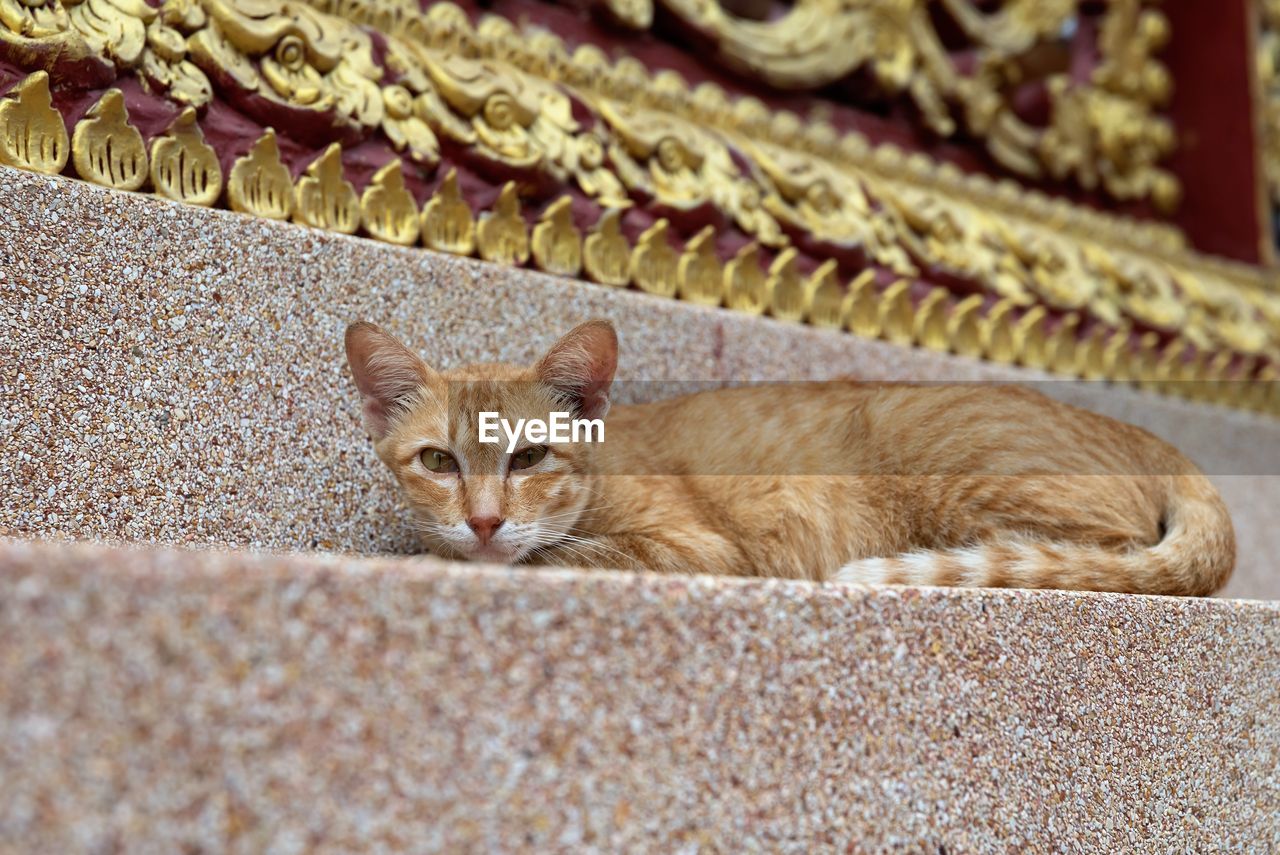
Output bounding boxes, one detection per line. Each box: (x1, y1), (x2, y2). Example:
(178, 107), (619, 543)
(533, 540), (594, 568)
(551, 532), (638, 569)
(531, 509), (596, 523)
(531, 506), (612, 526)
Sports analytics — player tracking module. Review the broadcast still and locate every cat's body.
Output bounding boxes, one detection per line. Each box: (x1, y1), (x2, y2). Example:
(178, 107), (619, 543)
(345, 320), (1235, 596)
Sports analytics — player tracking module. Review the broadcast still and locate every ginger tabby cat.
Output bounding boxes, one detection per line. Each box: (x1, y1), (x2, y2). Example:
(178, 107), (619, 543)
(345, 319), (1234, 595)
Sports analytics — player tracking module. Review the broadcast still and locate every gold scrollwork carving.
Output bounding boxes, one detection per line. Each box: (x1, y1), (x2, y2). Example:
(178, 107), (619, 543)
(12, 0), (1189, 281)
(71, 88), (147, 190)
(142, 11), (214, 107)
(638, 0), (1176, 208)
(190, 0), (384, 131)
(381, 84), (439, 166)
(297, 0), (1189, 258)
(0, 72), (68, 175)
(598, 98), (784, 246)
(0, 0), (76, 51)
(747, 137), (913, 273)
(149, 107), (222, 206)
(68, 0), (154, 68)
(0, 0), (1273, 413)
(412, 48), (626, 205)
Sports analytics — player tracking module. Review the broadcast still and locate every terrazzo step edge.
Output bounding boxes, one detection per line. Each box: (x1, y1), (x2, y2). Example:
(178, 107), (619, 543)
(2, 538), (1278, 852)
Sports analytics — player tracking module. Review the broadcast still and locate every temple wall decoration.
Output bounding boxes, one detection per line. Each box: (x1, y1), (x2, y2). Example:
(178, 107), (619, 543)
(1, 0), (1277, 415)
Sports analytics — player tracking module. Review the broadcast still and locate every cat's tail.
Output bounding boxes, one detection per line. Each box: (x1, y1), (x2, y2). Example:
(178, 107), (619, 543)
(831, 475), (1235, 596)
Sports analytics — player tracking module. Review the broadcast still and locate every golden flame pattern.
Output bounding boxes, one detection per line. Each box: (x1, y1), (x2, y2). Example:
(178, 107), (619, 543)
(149, 106), (220, 205)
(227, 128), (293, 220)
(0, 72), (67, 174)
(293, 143), (359, 234)
(70, 89), (146, 190)
(360, 159), (420, 246)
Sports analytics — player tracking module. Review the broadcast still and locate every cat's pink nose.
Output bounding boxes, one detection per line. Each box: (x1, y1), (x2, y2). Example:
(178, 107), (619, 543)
(467, 515), (505, 545)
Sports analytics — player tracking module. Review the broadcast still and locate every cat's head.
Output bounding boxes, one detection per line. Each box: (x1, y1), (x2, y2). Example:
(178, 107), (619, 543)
(344, 319), (617, 563)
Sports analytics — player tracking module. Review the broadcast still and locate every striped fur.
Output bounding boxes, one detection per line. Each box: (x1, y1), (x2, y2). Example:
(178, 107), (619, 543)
(834, 473), (1234, 596)
(346, 321), (1235, 596)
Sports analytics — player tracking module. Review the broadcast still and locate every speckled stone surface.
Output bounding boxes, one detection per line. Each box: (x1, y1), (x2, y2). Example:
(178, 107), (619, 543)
(1, 539), (1278, 852)
(2, 167), (1279, 598)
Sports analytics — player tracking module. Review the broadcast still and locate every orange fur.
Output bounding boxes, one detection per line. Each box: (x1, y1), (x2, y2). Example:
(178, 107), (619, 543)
(345, 320), (1235, 595)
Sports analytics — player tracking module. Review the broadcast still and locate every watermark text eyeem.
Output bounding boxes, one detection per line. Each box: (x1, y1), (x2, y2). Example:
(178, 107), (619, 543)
(478, 411), (604, 453)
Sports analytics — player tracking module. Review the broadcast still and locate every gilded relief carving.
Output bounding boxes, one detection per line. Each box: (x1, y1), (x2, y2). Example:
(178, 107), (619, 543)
(586, 0), (1177, 209)
(0, 0), (1275, 413)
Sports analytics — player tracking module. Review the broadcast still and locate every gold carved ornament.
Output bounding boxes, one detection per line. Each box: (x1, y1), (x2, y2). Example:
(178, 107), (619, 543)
(0, 0), (1186, 244)
(0, 0), (1213, 305)
(596, 0), (1177, 210)
(765, 248), (806, 323)
(723, 243), (768, 315)
(676, 226), (722, 306)
(804, 261), (848, 329)
(420, 169), (475, 256)
(982, 299), (1021, 364)
(227, 128), (294, 220)
(476, 181), (529, 266)
(361, 159), (420, 246)
(843, 269), (879, 339)
(630, 219), (678, 297)
(294, 143), (359, 234)
(947, 296), (987, 360)
(582, 208), (630, 287)
(149, 106), (221, 206)
(531, 196), (582, 278)
(0, 0), (1275, 414)
(876, 280), (916, 346)
(0, 72), (68, 174)
(71, 88), (147, 190)
(913, 287), (952, 351)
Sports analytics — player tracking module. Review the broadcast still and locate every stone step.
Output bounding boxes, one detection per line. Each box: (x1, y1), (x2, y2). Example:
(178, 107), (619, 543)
(3, 167), (1279, 598)
(2, 538), (1278, 851)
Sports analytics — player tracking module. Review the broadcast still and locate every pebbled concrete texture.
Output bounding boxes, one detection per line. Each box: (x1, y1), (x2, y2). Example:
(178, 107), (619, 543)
(2, 167), (1280, 598)
(1, 538), (1278, 853)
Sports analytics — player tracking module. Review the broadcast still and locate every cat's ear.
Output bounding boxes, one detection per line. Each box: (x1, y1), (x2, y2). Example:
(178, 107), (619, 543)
(536, 320), (618, 420)
(344, 321), (436, 440)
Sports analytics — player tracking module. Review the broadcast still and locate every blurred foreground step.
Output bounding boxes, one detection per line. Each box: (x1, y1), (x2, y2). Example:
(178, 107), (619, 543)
(2, 539), (1278, 852)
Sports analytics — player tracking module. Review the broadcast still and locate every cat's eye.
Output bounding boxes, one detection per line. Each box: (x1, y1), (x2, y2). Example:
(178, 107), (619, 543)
(510, 445), (548, 471)
(420, 448), (458, 473)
